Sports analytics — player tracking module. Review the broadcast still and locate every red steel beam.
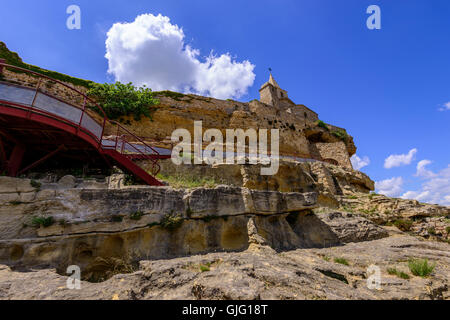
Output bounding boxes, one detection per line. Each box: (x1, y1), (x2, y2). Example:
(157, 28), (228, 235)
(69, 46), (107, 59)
(0, 136), (7, 170)
(6, 143), (26, 176)
(18, 144), (66, 176)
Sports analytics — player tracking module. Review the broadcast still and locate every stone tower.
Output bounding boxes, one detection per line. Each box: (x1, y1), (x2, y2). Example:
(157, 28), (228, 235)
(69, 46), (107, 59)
(259, 73), (288, 108)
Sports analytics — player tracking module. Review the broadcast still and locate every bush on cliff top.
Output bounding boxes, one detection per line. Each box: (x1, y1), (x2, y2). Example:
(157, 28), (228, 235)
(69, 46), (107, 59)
(317, 120), (329, 131)
(332, 129), (348, 142)
(87, 82), (159, 121)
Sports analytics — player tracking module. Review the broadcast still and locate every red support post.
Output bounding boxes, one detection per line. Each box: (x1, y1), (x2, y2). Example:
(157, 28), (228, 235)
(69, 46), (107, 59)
(78, 96), (86, 134)
(6, 143), (26, 177)
(0, 136), (7, 171)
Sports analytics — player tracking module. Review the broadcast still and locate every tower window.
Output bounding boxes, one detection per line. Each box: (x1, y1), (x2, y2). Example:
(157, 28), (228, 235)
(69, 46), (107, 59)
(304, 112), (308, 119)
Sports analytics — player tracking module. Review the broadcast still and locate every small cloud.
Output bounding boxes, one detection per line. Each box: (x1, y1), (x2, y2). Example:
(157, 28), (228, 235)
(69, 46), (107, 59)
(351, 154), (370, 170)
(384, 148), (417, 169)
(415, 160), (436, 179)
(375, 176), (404, 197)
(401, 163), (450, 206)
(438, 102), (450, 111)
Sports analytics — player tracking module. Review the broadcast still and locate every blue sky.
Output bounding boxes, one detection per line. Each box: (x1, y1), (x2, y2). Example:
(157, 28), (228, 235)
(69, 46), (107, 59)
(1, 0), (449, 204)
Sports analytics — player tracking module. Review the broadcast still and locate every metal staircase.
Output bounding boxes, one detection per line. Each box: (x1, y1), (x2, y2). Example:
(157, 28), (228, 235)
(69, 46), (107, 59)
(0, 60), (169, 185)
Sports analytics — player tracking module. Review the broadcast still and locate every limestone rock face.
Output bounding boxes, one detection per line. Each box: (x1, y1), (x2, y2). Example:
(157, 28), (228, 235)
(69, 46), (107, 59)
(336, 193), (450, 242)
(315, 211), (388, 243)
(102, 92), (356, 168)
(155, 159), (374, 200)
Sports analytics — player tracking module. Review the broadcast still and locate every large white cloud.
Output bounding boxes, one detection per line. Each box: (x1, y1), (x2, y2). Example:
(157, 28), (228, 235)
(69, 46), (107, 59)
(351, 154), (370, 170)
(384, 148), (417, 169)
(375, 177), (404, 197)
(401, 163), (450, 206)
(105, 13), (255, 99)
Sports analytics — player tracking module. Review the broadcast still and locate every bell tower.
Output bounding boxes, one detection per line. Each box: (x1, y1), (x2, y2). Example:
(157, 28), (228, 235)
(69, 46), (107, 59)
(259, 72), (288, 108)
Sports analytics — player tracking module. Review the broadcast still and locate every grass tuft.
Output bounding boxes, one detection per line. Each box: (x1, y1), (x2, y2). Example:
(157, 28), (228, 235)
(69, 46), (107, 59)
(393, 219), (413, 232)
(408, 258), (435, 278)
(160, 214), (184, 231)
(333, 257), (349, 266)
(387, 267), (410, 279)
(31, 216), (54, 228)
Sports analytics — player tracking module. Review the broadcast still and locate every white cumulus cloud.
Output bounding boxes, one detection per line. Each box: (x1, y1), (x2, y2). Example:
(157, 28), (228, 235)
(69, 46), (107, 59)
(438, 102), (450, 111)
(401, 164), (450, 206)
(384, 148), (417, 169)
(375, 177), (404, 197)
(351, 154), (370, 170)
(105, 13), (255, 99)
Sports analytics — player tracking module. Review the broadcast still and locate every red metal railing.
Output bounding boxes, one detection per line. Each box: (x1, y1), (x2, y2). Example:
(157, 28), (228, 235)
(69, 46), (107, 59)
(0, 59), (161, 176)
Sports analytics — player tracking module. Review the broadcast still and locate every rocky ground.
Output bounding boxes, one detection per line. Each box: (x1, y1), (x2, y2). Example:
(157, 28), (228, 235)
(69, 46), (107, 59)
(0, 230), (448, 300)
(337, 193), (450, 243)
(0, 163), (448, 300)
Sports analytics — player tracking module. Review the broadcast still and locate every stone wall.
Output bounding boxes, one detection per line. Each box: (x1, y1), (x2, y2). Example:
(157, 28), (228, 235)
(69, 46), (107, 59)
(314, 141), (353, 169)
(0, 176), (320, 274)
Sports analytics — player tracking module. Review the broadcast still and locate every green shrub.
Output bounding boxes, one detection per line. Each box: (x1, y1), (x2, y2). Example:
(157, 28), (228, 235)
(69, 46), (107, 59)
(30, 179), (41, 191)
(130, 211), (143, 221)
(393, 219), (413, 232)
(31, 216), (54, 228)
(446, 226), (450, 234)
(331, 130), (348, 142)
(317, 120), (329, 131)
(334, 257), (349, 266)
(347, 195), (358, 199)
(199, 263), (211, 272)
(110, 215), (124, 223)
(124, 174), (137, 186)
(160, 214), (184, 231)
(87, 82), (159, 121)
(408, 258), (435, 277)
(387, 267), (410, 280)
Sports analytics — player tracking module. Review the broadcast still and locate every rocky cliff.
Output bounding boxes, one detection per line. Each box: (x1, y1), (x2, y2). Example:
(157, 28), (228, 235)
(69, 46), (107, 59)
(0, 43), (449, 300)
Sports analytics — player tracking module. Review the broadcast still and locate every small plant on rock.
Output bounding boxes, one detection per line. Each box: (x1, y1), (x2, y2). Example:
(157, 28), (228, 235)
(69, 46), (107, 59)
(31, 216), (54, 228)
(408, 258), (435, 278)
(30, 179), (41, 191)
(160, 214), (184, 231)
(387, 267), (410, 280)
(199, 263), (211, 272)
(110, 215), (124, 223)
(393, 219), (413, 232)
(130, 211), (143, 221)
(317, 120), (329, 131)
(334, 257), (349, 266)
